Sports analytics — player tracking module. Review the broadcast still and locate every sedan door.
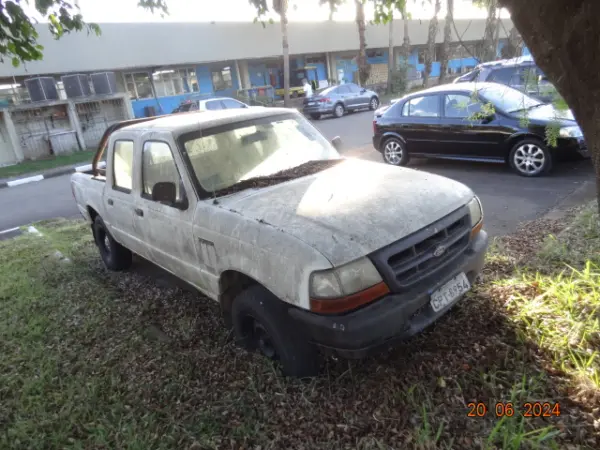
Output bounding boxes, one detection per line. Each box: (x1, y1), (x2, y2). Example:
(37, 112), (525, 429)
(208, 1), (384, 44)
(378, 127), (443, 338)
(438, 93), (511, 160)
(346, 83), (367, 109)
(395, 94), (444, 155)
(335, 85), (352, 109)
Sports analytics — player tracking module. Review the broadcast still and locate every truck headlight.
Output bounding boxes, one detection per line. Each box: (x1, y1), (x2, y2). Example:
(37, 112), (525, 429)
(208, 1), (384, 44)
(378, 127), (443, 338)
(468, 196), (483, 237)
(559, 126), (583, 138)
(309, 257), (389, 313)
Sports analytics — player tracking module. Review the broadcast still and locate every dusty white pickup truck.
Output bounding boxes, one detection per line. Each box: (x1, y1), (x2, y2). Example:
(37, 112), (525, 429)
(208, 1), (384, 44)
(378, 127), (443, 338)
(71, 108), (488, 377)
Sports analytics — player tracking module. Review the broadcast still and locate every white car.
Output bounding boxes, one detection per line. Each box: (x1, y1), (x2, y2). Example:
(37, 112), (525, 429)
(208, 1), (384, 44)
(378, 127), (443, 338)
(71, 108), (488, 377)
(172, 97), (250, 113)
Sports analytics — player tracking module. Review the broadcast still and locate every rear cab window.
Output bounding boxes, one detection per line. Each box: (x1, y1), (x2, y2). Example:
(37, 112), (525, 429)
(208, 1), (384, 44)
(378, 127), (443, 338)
(112, 140), (134, 192)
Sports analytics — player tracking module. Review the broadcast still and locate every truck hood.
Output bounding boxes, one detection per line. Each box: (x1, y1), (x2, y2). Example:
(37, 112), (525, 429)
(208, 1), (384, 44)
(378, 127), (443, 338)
(217, 159), (474, 266)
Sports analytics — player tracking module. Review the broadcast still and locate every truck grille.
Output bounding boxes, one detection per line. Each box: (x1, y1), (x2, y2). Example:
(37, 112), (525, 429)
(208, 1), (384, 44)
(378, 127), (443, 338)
(369, 207), (472, 292)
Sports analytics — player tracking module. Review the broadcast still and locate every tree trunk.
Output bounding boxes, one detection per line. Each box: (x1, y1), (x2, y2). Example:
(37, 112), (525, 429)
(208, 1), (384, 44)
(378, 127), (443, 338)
(423, 0), (441, 87)
(498, 0), (600, 211)
(388, 12), (394, 93)
(280, 3), (290, 107)
(501, 26), (522, 58)
(401, 10), (410, 62)
(355, 0), (369, 86)
(482, 0), (499, 61)
(439, 0), (453, 84)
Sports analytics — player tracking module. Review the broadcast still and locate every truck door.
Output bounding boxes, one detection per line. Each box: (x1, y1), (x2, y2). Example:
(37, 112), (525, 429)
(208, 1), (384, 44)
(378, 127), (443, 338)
(103, 137), (147, 256)
(133, 135), (203, 288)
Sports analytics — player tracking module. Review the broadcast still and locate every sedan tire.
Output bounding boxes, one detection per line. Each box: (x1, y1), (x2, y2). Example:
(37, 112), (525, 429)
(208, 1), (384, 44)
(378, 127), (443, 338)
(509, 139), (552, 177)
(310, 113), (321, 120)
(369, 96), (380, 111)
(382, 137), (409, 166)
(333, 103), (345, 118)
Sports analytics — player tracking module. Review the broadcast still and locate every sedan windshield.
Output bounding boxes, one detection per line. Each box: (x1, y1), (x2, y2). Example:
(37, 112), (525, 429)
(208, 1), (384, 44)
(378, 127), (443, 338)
(180, 114), (340, 194)
(478, 85), (542, 113)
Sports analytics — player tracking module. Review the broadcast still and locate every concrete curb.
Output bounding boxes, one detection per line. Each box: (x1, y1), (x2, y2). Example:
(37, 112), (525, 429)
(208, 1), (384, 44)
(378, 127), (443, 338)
(0, 162), (103, 190)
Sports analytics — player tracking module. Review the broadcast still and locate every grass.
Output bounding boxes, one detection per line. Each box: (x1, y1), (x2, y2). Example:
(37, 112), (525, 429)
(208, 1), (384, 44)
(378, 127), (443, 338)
(1, 208), (599, 448)
(0, 150), (95, 179)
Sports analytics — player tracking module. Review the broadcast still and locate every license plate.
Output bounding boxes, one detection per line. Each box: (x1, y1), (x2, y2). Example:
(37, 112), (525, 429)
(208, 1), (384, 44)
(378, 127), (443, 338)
(430, 272), (471, 312)
(307, 102), (316, 106)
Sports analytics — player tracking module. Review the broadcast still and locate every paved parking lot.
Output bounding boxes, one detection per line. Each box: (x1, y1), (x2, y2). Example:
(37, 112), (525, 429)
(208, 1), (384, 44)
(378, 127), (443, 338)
(0, 109), (594, 236)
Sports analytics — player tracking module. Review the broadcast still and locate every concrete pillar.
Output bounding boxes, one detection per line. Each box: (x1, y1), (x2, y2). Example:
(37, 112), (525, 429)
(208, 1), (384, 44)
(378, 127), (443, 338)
(325, 52), (333, 83)
(66, 101), (86, 151)
(121, 94), (135, 119)
(234, 60), (243, 91)
(238, 60), (251, 90)
(2, 110), (24, 162)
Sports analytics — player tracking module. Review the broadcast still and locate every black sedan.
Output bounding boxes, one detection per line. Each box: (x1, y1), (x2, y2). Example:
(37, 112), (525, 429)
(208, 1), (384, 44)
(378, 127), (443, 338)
(372, 82), (587, 176)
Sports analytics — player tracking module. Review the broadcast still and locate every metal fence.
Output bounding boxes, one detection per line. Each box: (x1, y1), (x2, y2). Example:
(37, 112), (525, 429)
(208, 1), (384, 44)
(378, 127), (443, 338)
(11, 104), (76, 159)
(76, 98), (128, 149)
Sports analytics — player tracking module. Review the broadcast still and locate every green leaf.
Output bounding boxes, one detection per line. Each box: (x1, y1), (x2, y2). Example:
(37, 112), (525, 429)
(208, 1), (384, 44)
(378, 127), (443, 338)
(11, 57), (20, 68)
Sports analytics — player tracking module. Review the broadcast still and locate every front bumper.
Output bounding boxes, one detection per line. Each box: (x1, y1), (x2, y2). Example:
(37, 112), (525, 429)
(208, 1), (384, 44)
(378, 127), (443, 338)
(555, 137), (589, 159)
(288, 230), (489, 358)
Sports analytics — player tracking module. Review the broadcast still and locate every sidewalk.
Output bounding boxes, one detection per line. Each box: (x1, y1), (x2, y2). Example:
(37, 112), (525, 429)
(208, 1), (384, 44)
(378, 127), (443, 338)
(0, 161), (102, 189)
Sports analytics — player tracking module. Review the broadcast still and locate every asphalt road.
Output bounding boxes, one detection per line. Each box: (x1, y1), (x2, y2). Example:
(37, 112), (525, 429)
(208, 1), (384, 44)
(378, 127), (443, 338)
(0, 109), (594, 237)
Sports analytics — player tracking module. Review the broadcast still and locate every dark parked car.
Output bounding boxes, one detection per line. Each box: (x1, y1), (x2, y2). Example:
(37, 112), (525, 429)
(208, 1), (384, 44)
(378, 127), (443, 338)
(453, 56), (557, 103)
(373, 82), (587, 177)
(303, 83), (379, 119)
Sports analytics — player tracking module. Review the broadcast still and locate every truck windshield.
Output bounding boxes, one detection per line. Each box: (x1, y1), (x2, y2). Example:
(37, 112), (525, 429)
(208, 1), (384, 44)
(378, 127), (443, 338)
(180, 114), (340, 194)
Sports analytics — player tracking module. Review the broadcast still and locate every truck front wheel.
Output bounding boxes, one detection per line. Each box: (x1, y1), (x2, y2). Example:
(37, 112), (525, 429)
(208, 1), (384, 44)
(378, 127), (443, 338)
(232, 285), (320, 377)
(93, 216), (132, 271)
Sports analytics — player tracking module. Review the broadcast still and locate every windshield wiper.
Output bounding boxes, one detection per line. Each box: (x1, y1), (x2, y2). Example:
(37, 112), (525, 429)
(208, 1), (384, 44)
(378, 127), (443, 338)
(213, 159), (343, 197)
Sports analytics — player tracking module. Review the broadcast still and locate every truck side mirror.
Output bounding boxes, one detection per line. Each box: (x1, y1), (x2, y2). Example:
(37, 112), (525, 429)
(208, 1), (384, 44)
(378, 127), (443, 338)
(331, 136), (343, 151)
(152, 181), (177, 205)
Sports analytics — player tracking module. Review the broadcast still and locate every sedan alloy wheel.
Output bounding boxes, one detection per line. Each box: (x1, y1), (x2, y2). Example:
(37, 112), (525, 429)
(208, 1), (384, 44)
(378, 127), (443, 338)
(511, 142), (550, 176)
(383, 138), (407, 166)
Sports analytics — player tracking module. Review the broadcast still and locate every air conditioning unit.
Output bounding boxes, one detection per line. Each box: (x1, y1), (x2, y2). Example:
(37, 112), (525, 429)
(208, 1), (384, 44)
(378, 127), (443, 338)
(61, 74), (92, 98)
(90, 72), (118, 95)
(25, 77), (59, 102)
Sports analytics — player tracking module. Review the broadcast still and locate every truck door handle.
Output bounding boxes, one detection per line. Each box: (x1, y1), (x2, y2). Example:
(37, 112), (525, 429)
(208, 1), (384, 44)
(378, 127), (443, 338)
(134, 208), (144, 217)
(107, 199), (113, 206)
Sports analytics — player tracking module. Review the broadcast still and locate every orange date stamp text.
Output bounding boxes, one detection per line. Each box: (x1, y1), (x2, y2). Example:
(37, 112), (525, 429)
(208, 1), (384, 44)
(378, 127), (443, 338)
(467, 402), (561, 418)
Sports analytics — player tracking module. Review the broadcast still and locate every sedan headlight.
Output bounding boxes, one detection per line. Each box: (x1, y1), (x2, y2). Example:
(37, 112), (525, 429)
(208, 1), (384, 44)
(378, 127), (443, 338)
(559, 126), (583, 138)
(310, 257), (388, 313)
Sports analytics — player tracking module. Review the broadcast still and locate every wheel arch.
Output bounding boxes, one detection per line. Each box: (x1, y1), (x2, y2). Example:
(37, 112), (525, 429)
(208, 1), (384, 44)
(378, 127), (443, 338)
(218, 269), (261, 317)
(505, 132), (545, 162)
(380, 132), (407, 150)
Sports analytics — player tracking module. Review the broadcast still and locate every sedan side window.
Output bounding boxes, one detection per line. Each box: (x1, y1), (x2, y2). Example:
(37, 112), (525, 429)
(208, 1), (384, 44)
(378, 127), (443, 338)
(142, 141), (186, 207)
(403, 95), (440, 117)
(205, 100), (223, 111)
(444, 94), (482, 118)
(222, 99), (246, 109)
(347, 84), (361, 93)
(337, 85), (350, 94)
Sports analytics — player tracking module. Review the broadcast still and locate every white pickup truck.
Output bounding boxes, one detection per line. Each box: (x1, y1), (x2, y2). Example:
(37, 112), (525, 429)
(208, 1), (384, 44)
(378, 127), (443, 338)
(71, 108), (488, 377)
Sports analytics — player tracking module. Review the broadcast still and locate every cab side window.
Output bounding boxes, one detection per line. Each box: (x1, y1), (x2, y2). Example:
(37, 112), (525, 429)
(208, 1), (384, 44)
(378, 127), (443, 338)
(142, 141), (187, 207)
(402, 95), (440, 117)
(113, 140), (134, 192)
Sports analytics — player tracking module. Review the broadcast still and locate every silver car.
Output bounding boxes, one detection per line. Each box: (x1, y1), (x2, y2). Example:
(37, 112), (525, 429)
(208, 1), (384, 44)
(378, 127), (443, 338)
(303, 83), (380, 119)
(172, 97), (250, 113)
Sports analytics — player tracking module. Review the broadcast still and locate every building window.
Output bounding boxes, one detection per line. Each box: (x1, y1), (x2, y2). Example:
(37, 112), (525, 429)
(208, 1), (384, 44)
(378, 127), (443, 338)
(417, 48), (426, 65)
(367, 49), (384, 58)
(211, 66), (232, 91)
(125, 68), (198, 100)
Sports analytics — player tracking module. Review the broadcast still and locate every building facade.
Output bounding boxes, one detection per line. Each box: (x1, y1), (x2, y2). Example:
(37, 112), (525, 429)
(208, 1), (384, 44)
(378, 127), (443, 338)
(0, 19), (519, 166)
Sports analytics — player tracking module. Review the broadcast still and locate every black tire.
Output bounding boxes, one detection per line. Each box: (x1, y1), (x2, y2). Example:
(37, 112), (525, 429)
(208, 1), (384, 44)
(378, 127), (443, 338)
(93, 216), (132, 271)
(333, 103), (345, 118)
(508, 138), (552, 177)
(381, 137), (409, 166)
(232, 285), (320, 377)
(369, 96), (380, 110)
(310, 113), (321, 120)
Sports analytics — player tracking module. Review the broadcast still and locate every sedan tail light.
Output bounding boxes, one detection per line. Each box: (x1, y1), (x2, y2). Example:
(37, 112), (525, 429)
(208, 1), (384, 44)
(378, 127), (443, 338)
(319, 97), (330, 103)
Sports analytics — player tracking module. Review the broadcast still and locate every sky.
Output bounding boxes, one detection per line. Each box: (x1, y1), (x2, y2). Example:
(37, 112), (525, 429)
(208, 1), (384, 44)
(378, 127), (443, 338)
(70, 0), (491, 23)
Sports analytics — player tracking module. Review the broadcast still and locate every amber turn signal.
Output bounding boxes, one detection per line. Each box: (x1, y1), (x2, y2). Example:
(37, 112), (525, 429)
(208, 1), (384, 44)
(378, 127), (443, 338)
(310, 281), (390, 314)
(471, 220), (483, 239)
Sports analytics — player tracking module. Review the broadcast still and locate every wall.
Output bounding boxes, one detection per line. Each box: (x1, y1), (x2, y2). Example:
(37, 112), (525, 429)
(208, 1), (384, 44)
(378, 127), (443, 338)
(0, 19), (513, 77)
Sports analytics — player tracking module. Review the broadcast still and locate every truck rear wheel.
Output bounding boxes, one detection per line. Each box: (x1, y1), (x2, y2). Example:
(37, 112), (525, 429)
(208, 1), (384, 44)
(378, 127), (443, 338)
(232, 285), (320, 377)
(93, 216), (132, 271)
